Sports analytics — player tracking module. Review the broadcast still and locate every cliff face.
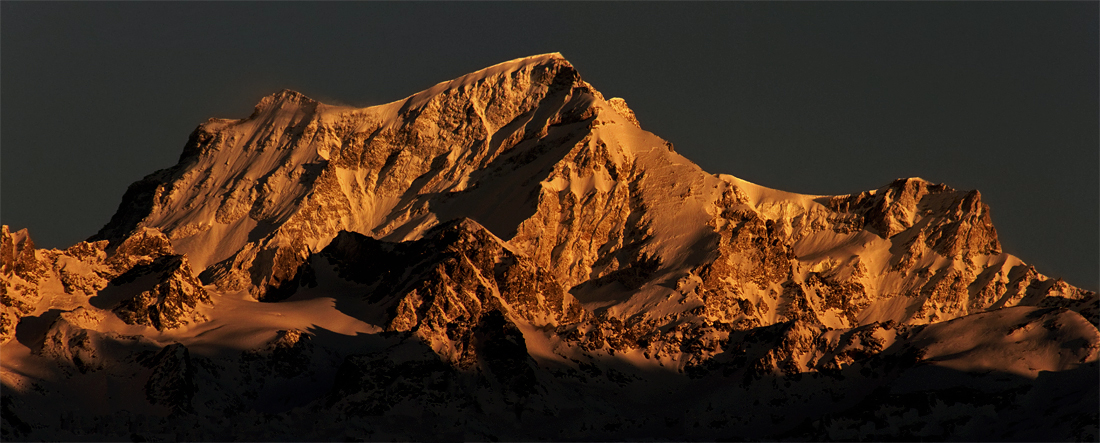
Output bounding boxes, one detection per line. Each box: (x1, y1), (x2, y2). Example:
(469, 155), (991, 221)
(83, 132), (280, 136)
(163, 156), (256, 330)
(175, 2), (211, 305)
(1, 227), (46, 342)
(2, 53), (1096, 441)
(108, 254), (210, 331)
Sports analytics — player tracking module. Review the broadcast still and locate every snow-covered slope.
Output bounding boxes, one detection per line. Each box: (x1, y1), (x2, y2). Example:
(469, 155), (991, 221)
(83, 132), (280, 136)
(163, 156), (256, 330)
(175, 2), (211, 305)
(3, 53), (1096, 441)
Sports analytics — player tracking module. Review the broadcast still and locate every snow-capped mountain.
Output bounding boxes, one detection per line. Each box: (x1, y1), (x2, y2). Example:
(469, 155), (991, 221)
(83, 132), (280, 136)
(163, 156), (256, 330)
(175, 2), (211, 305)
(3, 53), (1096, 441)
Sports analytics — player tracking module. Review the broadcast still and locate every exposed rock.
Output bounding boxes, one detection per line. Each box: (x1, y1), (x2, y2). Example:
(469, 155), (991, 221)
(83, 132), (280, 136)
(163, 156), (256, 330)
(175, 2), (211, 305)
(40, 307), (106, 373)
(606, 97), (640, 128)
(109, 254), (210, 331)
(318, 218), (585, 365)
(0, 226), (47, 343)
(105, 227), (175, 273)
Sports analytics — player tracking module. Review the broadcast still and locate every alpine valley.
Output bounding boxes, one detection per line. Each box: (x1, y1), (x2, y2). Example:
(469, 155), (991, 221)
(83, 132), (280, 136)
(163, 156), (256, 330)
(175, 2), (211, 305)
(2, 54), (1096, 441)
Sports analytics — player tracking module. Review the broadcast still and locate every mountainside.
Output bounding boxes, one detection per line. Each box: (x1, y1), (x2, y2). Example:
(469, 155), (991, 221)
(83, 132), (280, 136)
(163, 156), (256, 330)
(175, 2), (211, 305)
(3, 53), (1097, 441)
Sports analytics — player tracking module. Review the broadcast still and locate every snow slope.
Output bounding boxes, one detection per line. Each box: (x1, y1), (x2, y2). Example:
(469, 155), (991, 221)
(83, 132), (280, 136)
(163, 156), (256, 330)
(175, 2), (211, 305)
(2, 53), (1096, 441)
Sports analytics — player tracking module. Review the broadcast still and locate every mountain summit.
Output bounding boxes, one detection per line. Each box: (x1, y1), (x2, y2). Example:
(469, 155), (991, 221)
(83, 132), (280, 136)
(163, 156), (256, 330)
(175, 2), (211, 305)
(3, 54), (1097, 441)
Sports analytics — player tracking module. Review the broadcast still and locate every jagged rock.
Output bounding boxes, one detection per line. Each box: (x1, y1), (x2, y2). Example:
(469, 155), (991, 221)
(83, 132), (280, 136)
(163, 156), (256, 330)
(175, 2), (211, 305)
(606, 97), (640, 128)
(2, 225), (198, 343)
(49, 240), (111, 296)
(105, 227), (175, 273)
(318, 218), (584, 365)
(740, 320), (825, 382)
(0, 226), (47, 343)
(1, 226), (43, 284)
(108, 254), (210, 331)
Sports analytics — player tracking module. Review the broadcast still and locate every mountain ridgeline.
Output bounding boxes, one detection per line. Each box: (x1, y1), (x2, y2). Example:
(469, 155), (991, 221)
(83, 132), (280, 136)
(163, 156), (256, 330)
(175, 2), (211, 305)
(2, 54), (1096, 441)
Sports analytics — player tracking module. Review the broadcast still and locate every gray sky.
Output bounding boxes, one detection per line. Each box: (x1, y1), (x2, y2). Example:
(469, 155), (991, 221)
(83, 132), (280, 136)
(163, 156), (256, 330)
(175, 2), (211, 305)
(2, 2), (1096, 290)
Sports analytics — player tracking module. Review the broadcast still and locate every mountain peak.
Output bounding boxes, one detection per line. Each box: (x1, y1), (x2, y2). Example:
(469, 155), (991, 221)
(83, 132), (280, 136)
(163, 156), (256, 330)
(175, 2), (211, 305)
(396, 52), (584, 113)
(3, 54), (1098, 441)
(252, 88), (317, 115)
(85, 54), (1086, 321)
(91, 53), (617, 299)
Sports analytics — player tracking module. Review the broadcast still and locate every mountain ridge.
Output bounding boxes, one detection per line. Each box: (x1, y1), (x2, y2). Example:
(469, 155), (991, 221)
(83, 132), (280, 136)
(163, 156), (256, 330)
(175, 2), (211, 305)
(2, 53), (1096, 441)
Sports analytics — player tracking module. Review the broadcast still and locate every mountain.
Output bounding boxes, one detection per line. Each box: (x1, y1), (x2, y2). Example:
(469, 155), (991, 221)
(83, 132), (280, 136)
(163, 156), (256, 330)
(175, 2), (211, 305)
(2, 53), (1096, 441)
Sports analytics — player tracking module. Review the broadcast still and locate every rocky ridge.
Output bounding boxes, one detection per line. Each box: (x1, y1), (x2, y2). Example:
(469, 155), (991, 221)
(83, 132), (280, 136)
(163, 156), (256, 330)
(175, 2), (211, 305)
(2, 53), (1096, 441)
(86, 54), (1093, 339)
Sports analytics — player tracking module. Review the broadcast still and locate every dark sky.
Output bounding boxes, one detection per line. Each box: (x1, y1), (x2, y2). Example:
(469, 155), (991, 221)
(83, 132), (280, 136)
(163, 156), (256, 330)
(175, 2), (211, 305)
(2, 2), (1097, 290)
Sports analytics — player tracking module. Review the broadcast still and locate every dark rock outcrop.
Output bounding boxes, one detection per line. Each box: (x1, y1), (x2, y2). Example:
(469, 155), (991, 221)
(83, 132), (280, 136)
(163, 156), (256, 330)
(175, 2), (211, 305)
(142, 343), (197, 414)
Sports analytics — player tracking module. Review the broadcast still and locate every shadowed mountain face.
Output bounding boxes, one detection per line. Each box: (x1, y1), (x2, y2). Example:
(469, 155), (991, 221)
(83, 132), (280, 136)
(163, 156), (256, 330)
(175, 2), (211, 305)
(2, 54), (1097, 441)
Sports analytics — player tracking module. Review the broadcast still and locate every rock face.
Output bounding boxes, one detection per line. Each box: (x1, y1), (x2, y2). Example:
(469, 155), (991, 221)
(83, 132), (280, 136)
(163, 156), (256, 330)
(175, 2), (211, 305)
(2, 53), (1096, 441)
(40, 307), (106, 374)
(318, 219), (584, 356)
(0, 226), (212, 347)
(109, 254), (210, 331)
(0, 226), (46, 343)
